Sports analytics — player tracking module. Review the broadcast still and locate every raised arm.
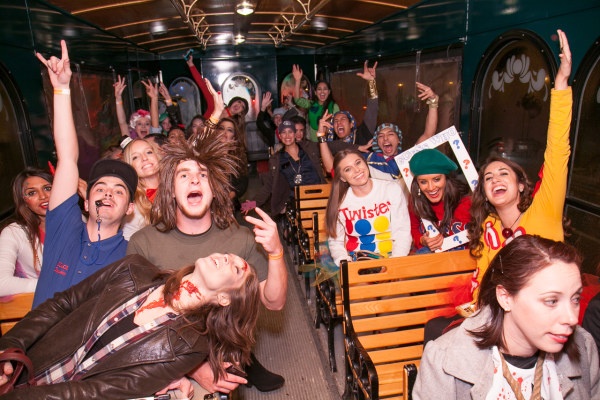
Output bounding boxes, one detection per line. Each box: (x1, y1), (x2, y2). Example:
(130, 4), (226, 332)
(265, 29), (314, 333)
(317, 109), (335, 173)
(245, 207), (287, 310)
(185, 54), (214, 118)
(357, 61), (379, 133)
(414, 82), (439, 145)
(114, 75), (130, 137)
(141, 80), (160, 129)
(36, 40), (78, 210)
(159, 82), (181, 127)
(292, 64), (303, 100)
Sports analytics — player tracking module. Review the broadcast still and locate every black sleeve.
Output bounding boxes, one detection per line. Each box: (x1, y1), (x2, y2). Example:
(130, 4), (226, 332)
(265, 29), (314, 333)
(256, 111), (276, 147)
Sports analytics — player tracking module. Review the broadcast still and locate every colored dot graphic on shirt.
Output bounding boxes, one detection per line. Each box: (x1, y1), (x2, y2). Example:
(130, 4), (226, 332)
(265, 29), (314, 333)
(354, 219), (372, 235)
(346, 215), (392, 254)
(373, 216), (389, 233)
(347, 236), (359, 251)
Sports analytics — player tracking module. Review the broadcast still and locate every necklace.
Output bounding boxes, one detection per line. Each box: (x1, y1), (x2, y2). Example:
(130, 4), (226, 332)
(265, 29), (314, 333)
(501, 212), (523, 239)
(500, 351), (545, 400)
(287, 153), (303, 185)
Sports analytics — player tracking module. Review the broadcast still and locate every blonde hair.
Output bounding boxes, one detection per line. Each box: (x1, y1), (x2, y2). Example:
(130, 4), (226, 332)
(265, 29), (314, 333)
(122, 138), (162, 225)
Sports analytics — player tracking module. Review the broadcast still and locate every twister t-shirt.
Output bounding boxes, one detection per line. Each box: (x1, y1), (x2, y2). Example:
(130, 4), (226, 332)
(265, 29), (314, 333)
(328, 179), (412, 266)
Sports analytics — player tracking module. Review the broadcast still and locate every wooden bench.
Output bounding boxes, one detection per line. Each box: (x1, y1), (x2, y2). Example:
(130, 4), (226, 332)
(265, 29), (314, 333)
(0, 292), (34, 335)
(313, 213), (344, 372)
(293, 183), (331, 299)
(340, 250), (476, 399)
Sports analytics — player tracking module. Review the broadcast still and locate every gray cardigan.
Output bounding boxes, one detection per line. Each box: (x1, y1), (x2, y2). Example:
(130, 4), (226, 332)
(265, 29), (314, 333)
(413, 307), (600, 399)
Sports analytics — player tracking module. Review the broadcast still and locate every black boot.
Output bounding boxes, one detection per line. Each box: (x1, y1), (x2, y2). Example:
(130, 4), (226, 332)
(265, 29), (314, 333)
(245, 352), (285, 392)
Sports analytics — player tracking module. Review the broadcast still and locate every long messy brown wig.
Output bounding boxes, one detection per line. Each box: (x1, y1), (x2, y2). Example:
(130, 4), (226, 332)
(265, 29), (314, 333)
(152, 134), (238, 231)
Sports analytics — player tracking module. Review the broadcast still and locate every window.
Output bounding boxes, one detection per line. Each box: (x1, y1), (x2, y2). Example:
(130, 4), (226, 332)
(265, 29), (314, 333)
(471, 30), (555, 179)
(0, 62), (30, 218)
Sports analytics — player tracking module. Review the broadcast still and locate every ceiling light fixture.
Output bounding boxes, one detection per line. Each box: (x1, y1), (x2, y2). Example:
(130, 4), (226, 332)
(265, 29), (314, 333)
(236, 1), (254, 16)
(149, 21), (168, 36)
(311, 16), (328, 32)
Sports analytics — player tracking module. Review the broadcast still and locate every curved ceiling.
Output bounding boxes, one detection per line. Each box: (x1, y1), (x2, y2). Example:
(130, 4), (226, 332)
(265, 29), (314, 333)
(42, 0), (421, 54)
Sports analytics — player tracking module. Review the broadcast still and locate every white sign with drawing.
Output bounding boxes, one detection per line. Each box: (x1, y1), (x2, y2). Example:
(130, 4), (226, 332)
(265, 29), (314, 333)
(395, 126), (478, 252)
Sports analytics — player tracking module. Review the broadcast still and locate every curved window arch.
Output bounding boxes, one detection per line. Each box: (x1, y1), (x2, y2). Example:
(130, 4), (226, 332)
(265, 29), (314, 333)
(0, 62), (32, 218)
(470, 30), (556, 180)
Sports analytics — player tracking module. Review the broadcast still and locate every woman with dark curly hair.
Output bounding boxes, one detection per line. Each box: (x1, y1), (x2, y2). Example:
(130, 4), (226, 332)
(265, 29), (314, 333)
(466, 29), (573, 306)
(408, 148), (471, 253)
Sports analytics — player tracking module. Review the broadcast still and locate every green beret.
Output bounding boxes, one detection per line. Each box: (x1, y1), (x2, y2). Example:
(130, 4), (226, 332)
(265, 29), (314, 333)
(409, 148), (458, 176)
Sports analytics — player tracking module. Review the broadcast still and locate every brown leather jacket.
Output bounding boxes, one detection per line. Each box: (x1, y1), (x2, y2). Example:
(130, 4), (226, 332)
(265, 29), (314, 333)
(0, 255), (208, 400)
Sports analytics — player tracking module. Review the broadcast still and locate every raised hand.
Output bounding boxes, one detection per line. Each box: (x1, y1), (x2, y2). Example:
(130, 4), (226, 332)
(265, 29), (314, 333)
(555, 29), (571, 90)
(141, 79), (159, 100)
(357, 60), (377, 81)
(36, 39), (71, 89)
(185, 52), (194, 67)
(204, 78), (224, 116)
(245, 207), (282, 256)
(113, 75), (126, 99)
(159, 82), (172, 102)
(318, 109), (334, 135)
(261, 91), (273, 112)
(416, 82), (438, 102)
(292, 64), (303, 82)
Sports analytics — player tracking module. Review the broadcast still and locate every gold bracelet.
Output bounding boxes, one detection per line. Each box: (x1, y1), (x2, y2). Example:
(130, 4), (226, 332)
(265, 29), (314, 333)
(426, 95), (439, 106)
(54, 88), (71, 95)
(427, 103), (439, 109)
(368, 79), (378, 99)
(209, 116), (219, 125)
(268, 248), (284, 260)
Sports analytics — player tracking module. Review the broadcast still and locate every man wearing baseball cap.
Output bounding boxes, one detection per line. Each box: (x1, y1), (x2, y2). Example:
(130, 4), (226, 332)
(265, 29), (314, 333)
(33, 40), (137, 306)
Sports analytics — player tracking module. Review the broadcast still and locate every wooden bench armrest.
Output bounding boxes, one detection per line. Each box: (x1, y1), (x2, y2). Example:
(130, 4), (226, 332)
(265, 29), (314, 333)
(403, 363), (417, 400)
(343, 306), (380, 399)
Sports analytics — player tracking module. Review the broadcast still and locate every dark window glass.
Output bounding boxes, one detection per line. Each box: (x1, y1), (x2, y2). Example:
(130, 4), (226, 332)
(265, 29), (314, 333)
(0, 66), (27, 218)
(476, 36), (553, 180)
(330, 51), (461, 150)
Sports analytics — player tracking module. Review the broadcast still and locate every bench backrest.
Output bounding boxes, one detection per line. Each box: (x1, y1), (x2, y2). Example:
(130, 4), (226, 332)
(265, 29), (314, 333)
(341, 250), (476, 399)
(0, 292), (34, 334)
(295, 183), (331, 261)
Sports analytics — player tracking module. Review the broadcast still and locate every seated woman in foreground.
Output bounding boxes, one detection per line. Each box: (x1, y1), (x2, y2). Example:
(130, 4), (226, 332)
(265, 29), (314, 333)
(414, 235), (599, 399)
(0, 253), (260, 399)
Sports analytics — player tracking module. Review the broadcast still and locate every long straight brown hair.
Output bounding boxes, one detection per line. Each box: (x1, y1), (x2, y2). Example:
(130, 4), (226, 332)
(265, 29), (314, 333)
(3, 168), (53, 270)
(325, 149), (368, 238)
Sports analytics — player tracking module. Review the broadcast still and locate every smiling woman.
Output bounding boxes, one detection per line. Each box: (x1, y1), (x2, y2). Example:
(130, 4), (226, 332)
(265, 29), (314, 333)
(122, 138), (163, 239)
(0, 168), (53, 296)
(325, 149), (412, 266)
(467, 29), (574, 306)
